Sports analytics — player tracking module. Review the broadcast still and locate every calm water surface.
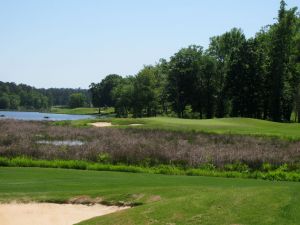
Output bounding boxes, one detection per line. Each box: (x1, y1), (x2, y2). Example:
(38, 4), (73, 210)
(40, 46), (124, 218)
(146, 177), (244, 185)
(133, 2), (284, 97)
(0, 111), (95, 121)
(36, 140), (84, 146)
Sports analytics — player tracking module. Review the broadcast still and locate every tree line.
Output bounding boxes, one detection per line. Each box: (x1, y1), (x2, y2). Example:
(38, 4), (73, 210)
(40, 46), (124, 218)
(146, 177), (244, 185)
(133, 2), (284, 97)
(0, 82), (90, 110)
(40, 88), (91, 108)
(90, 1), (300, 122)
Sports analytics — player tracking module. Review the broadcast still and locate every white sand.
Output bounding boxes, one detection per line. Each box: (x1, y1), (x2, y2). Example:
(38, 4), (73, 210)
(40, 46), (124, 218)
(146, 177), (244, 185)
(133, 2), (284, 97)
(0, 203), (128, 225)
(89, 122), (113, 127)
(89, 122), (143, 127)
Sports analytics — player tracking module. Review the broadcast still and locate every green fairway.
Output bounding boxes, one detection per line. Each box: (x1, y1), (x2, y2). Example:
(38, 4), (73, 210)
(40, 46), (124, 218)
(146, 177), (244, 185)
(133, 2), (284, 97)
(0, 167), (299, 225)
(50, 107), (114, 115)
(54, 116), (300, 140)
(99, 117), (300, 140)
(50, 107), (99, 115)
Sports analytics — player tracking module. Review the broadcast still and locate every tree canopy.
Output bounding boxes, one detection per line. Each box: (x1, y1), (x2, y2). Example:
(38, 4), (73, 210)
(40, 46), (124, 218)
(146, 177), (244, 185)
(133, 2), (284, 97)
(89, 1), (300, 122)
(0, 82), (91, 110)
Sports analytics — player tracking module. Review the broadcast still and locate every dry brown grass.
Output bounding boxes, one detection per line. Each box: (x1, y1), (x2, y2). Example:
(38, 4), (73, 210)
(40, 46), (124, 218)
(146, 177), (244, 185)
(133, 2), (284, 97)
(1, 119), (300, 168)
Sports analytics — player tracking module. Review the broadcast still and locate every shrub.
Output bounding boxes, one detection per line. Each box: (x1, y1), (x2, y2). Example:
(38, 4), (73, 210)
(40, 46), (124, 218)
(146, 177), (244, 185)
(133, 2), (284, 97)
(277, 163), (289, 172)
(97, 153), (111, 164)
(0, 157), (9, 166)
(261, 162), (273, 172)
(224, 162), (249, 172)
(199, 163), (216, 171)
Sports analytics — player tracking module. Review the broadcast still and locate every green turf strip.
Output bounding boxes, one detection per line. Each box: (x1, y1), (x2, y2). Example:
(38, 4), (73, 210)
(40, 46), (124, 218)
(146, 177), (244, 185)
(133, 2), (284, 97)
(0, 167), (299, 225)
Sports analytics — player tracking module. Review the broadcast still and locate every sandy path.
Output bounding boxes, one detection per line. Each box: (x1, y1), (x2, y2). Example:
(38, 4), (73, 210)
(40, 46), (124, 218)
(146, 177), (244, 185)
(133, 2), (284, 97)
(0, 203), (128, 225)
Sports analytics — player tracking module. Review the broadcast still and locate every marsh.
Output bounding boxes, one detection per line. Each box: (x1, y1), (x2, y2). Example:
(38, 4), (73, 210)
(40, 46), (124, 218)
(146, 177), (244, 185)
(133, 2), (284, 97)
(1, 119), (299, 169)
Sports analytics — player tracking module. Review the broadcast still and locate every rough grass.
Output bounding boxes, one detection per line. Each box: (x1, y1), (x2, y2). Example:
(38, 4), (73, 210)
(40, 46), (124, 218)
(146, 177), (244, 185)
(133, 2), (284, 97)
(1, 120), (300, 168)
(0, 167), (299, 225)
(1, 157), (299, 182)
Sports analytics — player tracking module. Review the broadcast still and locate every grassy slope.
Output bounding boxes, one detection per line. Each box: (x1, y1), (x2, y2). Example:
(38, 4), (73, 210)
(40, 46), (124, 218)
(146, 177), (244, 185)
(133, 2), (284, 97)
(53, 115), (300, 140)
(50, 107), (114, 115)
(100, 117), (300, 140)
(0, 167), (299, 225)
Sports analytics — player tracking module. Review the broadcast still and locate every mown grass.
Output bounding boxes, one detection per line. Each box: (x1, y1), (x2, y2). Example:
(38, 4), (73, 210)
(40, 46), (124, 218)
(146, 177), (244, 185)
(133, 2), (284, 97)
(85, 117), (300, 141)
(0, 157), (299, 182)
(52, 116), (300, 141)
(0, 167), (299, 225)
(50, 107), (114, 115)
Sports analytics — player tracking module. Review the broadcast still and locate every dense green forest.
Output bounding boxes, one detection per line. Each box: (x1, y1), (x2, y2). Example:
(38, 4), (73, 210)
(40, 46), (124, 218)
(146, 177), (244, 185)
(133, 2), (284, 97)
(0, 82), (49, 110)
(39, 88), (90, 107)
(90, 1), (300, 122)
(0, 82), (90, 110)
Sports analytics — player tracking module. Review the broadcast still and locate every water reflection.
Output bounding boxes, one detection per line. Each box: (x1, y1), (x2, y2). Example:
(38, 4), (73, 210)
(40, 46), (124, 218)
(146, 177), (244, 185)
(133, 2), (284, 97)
(36, 140), (84, 146)
(0, 111), (95, 121)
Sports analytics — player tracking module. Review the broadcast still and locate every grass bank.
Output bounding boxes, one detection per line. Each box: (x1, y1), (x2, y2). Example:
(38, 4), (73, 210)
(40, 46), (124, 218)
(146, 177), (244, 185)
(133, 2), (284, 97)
(104, 117), (300, 141)
(55, 117), (300, 140)
(0, 167), (299, 225)
(50, 107), (114, 115)
(0, 157), (299, 182)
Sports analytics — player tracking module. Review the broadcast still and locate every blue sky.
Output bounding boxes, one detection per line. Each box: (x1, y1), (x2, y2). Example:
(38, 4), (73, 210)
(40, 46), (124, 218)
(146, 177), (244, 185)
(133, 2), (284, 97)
(0, 0), (299, 88)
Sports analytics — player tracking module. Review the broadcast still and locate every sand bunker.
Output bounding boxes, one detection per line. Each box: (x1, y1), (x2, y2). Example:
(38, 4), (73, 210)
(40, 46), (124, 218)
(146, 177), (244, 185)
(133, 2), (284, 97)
(89, 122), (113, 127)
(90, 122), (143, 127)
(0, 203), (128, 225)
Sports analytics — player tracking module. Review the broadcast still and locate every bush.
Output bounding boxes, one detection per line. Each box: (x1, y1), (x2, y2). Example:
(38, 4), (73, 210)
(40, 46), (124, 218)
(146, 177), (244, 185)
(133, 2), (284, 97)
(154, 165), (184, 175)
(97, 153), (111, 164)
(0, 157), (9, 166)
(224, 162), (249, 172)
(261, 162), (273, 172)
(199, 163), (216, 171)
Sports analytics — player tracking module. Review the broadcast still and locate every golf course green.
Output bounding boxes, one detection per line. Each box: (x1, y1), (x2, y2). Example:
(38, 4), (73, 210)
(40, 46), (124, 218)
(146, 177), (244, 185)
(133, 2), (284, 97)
(0, 167), (299, 225)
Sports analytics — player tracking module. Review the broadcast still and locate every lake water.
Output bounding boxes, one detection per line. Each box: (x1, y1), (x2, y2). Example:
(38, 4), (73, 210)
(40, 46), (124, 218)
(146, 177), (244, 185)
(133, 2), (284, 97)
(0, 111), (95, 121)
(36, 140), (84, 146)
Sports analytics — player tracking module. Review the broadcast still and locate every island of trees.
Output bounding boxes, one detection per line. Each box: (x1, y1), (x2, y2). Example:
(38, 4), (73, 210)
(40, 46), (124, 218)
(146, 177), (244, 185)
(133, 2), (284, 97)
(90, 1), (300, 122)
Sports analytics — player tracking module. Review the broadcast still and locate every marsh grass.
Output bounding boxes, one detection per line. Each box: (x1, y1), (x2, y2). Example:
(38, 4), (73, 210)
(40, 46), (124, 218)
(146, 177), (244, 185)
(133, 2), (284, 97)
(1, 120), (300, 169)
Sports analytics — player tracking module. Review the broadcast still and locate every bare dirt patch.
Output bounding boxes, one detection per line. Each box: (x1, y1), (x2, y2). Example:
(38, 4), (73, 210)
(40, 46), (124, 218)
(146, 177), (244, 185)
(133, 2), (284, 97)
(0, 203), (128, 225)
(67, 195), (103, 205)
(147, 195), (162, 203)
